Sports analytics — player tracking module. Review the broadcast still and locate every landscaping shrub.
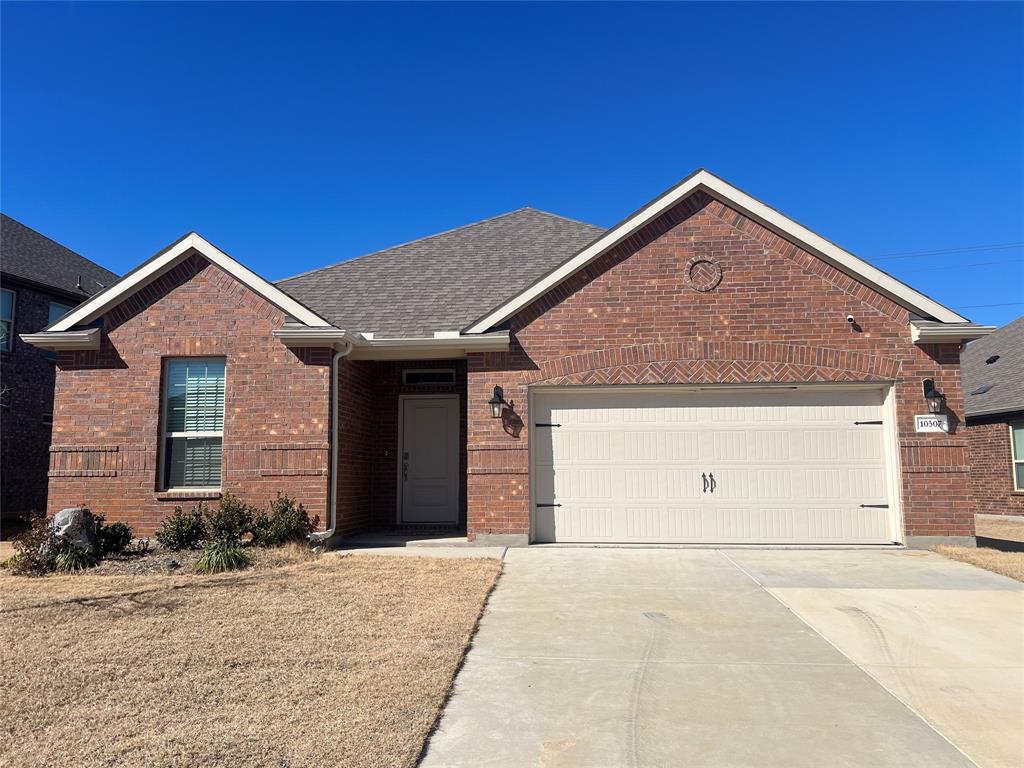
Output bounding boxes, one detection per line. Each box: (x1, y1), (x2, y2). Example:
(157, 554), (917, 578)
(155, 506), (207, 550)
(195, 539), (251, 574)
(7, 514), (66, 575)
(54, 546), (98, 572)
(204, 494), (258, 544)
(251, 492), (313, 546)
(95, 516), (133, 556)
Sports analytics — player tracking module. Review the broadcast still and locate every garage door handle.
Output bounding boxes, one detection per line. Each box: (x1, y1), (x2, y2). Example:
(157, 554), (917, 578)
(709, 473), (716, 494)
(854, 420), (883, 425)
(536, 503), (562, 508)
(860, 504), (889, 508)
(702, 473), (708, 493)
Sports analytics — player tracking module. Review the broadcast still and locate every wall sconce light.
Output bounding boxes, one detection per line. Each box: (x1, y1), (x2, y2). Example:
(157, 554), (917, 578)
(922, 379), (946, 415)
(488, 385), (511, 419)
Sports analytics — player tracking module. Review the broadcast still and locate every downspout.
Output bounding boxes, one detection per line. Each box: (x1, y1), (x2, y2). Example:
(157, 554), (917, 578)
(309, 341), (353, 545)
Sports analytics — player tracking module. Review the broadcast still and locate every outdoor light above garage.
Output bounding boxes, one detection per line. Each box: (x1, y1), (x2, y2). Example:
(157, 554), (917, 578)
(488, 386), (507, 418)
(923, 379), (947, 414)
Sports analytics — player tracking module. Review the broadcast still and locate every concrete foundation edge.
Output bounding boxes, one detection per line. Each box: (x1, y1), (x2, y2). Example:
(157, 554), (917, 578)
(471, 533), (530, 547)
(905, 535), (976, 549)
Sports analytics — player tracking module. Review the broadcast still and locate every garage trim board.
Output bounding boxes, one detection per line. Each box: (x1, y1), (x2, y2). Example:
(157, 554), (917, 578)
(529, 383), (903, 545)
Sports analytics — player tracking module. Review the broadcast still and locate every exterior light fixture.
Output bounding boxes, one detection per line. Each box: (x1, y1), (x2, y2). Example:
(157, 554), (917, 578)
(922, 379), (946, 415)
(488, 386), (507, 419)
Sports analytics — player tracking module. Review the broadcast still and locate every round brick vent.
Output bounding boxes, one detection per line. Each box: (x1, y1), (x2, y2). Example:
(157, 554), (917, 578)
(684, 256), (723, 292)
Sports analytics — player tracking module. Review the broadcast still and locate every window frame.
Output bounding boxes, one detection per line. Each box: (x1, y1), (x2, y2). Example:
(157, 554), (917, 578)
(1012, 422), (1024, 492)
(402, 368), (456, 386)
(159, 357), (227, 492)
(44, 301), (74, 360)
(1, 288), (16, 352)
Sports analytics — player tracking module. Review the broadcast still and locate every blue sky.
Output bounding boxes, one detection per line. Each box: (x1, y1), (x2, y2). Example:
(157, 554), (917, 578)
(2, 2), (1022, 326)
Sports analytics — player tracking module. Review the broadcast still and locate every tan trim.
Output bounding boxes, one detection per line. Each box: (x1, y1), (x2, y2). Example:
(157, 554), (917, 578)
(465, 169), (969, 333)
(910, 321), (995, 344)
(47, 233), (331, 332)
(19, 327), (101, 351)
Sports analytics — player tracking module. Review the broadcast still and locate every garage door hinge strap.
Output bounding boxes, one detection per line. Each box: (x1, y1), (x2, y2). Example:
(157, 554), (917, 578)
(536, 503), (562, 507)
(535, 423), (561, 428)
(854, 420), (883, 425)
(860, 504), (889, 508)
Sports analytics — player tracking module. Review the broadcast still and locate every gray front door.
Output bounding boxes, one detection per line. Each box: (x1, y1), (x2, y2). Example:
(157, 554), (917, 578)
(399, 395), (459, 524)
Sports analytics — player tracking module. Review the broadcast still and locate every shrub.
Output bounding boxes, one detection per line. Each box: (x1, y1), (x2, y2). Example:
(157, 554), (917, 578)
(155, 506), (207, 551)
(54, 546), (97, 572)
(196, 539), (251, 574)
(95, 515), (133, 556)
(8, 514), (65, 575)
(204, 494), (257, 544)
(252, 493), (313, 547)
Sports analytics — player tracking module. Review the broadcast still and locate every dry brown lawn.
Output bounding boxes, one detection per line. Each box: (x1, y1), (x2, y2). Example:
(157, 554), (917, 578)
(0, 553), (502, 767)
(933, 545), (1024, 582)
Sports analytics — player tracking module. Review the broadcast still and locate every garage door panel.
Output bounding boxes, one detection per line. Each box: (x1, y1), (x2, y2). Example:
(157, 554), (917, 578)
(533, 387), (896, 544)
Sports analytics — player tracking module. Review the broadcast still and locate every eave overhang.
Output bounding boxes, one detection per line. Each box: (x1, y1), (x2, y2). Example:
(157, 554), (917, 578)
(19, 327), (101, 351)
(273, 327), (510, 360)
(910, 320), (995, 344)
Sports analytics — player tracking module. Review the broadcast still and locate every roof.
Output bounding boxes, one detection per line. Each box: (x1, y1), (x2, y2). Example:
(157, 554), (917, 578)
(47, 233), (331, 332)
(962, 315), (1024, 419)
(465, 169), (969, 333)
(278, 208), (604, 337)
(1, 214), (118, 299)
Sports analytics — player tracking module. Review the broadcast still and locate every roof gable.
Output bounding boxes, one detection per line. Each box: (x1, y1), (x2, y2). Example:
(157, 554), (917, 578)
(1, 214), (118, 298)
(47, 233), (330, 331)
(463, 170), (969, 333)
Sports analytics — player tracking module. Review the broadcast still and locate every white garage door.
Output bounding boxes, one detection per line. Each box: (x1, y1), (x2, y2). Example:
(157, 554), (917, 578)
(532, 387), (897, 544)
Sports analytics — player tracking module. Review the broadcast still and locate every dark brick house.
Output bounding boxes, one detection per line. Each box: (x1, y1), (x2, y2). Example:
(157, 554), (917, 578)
(962, 316), (1024, 520)
(1, 215), (118, 520)
(24, 170), (994, 546)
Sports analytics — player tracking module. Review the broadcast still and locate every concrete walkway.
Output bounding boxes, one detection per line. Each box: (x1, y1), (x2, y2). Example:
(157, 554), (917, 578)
(420, 548), (1023, 768)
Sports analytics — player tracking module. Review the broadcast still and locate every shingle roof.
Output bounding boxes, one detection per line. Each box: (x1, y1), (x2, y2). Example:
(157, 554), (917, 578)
(962, 315), (1024, 418)
(1, 214), (118, 299)
(277, 208), (604, 337)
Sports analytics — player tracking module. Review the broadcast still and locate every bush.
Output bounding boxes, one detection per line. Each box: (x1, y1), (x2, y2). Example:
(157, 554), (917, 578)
(204, 494), (257, 544)
(252, 493), (313, 547)
(54, 546), (97, 572)
(155, 506), (207, 551)
(95, 515), (133, 556)
(195, 539), (251, 574)
(8, 514), (66, 575)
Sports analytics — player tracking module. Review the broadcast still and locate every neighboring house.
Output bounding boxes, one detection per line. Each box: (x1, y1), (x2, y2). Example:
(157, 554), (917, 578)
(1, 215), (118, 519)
(23, 170), (994, 546)
(962, 316), (1024, 517)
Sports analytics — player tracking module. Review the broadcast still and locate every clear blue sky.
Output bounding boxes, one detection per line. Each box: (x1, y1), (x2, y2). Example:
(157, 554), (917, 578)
(2, 2), (1022, 326)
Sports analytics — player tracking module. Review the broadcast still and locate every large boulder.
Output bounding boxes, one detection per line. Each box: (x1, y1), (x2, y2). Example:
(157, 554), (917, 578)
(50, 507), (98, 554)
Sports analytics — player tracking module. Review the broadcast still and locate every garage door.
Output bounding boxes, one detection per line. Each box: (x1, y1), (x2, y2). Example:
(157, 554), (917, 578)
(532, 387), (897, 544)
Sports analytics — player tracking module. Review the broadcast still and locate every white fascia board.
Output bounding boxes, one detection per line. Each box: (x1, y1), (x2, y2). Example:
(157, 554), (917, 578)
(464, 170), (969, 333)
(49, 233), (331, 332)
(20, 327), (101, 351)
(910, 321), (994, 343)
(272, 327), (364, 350)
(347, 332), (509, 360)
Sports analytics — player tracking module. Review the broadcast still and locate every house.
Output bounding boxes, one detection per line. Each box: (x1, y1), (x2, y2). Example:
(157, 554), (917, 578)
(23, 170), (995, 546)
(1, 214), (118, 520)
(962, 316), (1024, 521)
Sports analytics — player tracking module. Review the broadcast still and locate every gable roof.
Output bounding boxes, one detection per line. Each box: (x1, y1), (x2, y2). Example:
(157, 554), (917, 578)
(962, 315), (1024, 418)
(47, 232), (331, 331)
(278, 208), (603, 338)
(1, 214), (118, 299)
(464, 169), (970, 333)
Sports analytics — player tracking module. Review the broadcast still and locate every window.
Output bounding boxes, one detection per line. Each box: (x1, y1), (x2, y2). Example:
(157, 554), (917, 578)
(402, 369), (456, 386)
(1, 289), (15, 351)
(161, 358), (226, 489)
(1012, 423), (1024, 492)
(45, 302), (73, 359)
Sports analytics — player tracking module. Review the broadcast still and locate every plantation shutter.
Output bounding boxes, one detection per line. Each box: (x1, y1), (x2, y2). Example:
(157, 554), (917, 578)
(163, 358), (225, 488)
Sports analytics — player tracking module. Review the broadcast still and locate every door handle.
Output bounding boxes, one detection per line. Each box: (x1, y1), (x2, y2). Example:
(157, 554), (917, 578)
(402, 461), (408, 481)
(702, 473), (708, 494)
(709, 473), (716, 494)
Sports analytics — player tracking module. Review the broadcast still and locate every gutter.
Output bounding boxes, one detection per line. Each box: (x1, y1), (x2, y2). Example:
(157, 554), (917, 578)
(20, 327), (101, 351)
(309, 338), (355, 545)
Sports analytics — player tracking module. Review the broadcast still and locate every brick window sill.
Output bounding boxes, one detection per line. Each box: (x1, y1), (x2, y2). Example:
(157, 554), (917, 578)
(155, 490), (223, 501)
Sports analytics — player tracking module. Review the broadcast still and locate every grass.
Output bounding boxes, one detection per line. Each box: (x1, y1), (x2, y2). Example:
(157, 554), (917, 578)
(933, 545), (1024, 582)
(0, 553), (502, 767)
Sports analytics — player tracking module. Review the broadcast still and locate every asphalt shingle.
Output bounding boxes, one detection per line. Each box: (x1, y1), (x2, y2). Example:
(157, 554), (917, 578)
(1, 214), (118, 299)
(962, 315), (1024, 418)
(277, 208), (604, 337)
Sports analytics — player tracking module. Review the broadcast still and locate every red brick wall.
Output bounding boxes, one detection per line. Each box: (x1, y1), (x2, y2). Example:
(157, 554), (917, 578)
(48, 255), (332, 535)
(334, 357), (375, 537)
(967, 417), (1024, 516)
(467, 192), (972, 540)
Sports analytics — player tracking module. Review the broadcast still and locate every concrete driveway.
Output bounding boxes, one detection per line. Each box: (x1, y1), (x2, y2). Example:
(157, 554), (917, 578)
(420, 548), (1023, 768)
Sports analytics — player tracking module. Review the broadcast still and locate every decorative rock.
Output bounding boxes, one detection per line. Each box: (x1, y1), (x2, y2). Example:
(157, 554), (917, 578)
(162, 559), (181, 572)
(50, 507), (98, 554)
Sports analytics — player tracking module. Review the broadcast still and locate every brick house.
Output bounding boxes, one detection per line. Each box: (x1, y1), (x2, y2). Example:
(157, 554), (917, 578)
(24, 170), (994, 546)
(1, 214), (118, 521)
(962, 316), (1024, 521)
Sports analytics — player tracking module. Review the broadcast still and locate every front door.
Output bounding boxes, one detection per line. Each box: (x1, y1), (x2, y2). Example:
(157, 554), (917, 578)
(399, 395), (459, 524)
